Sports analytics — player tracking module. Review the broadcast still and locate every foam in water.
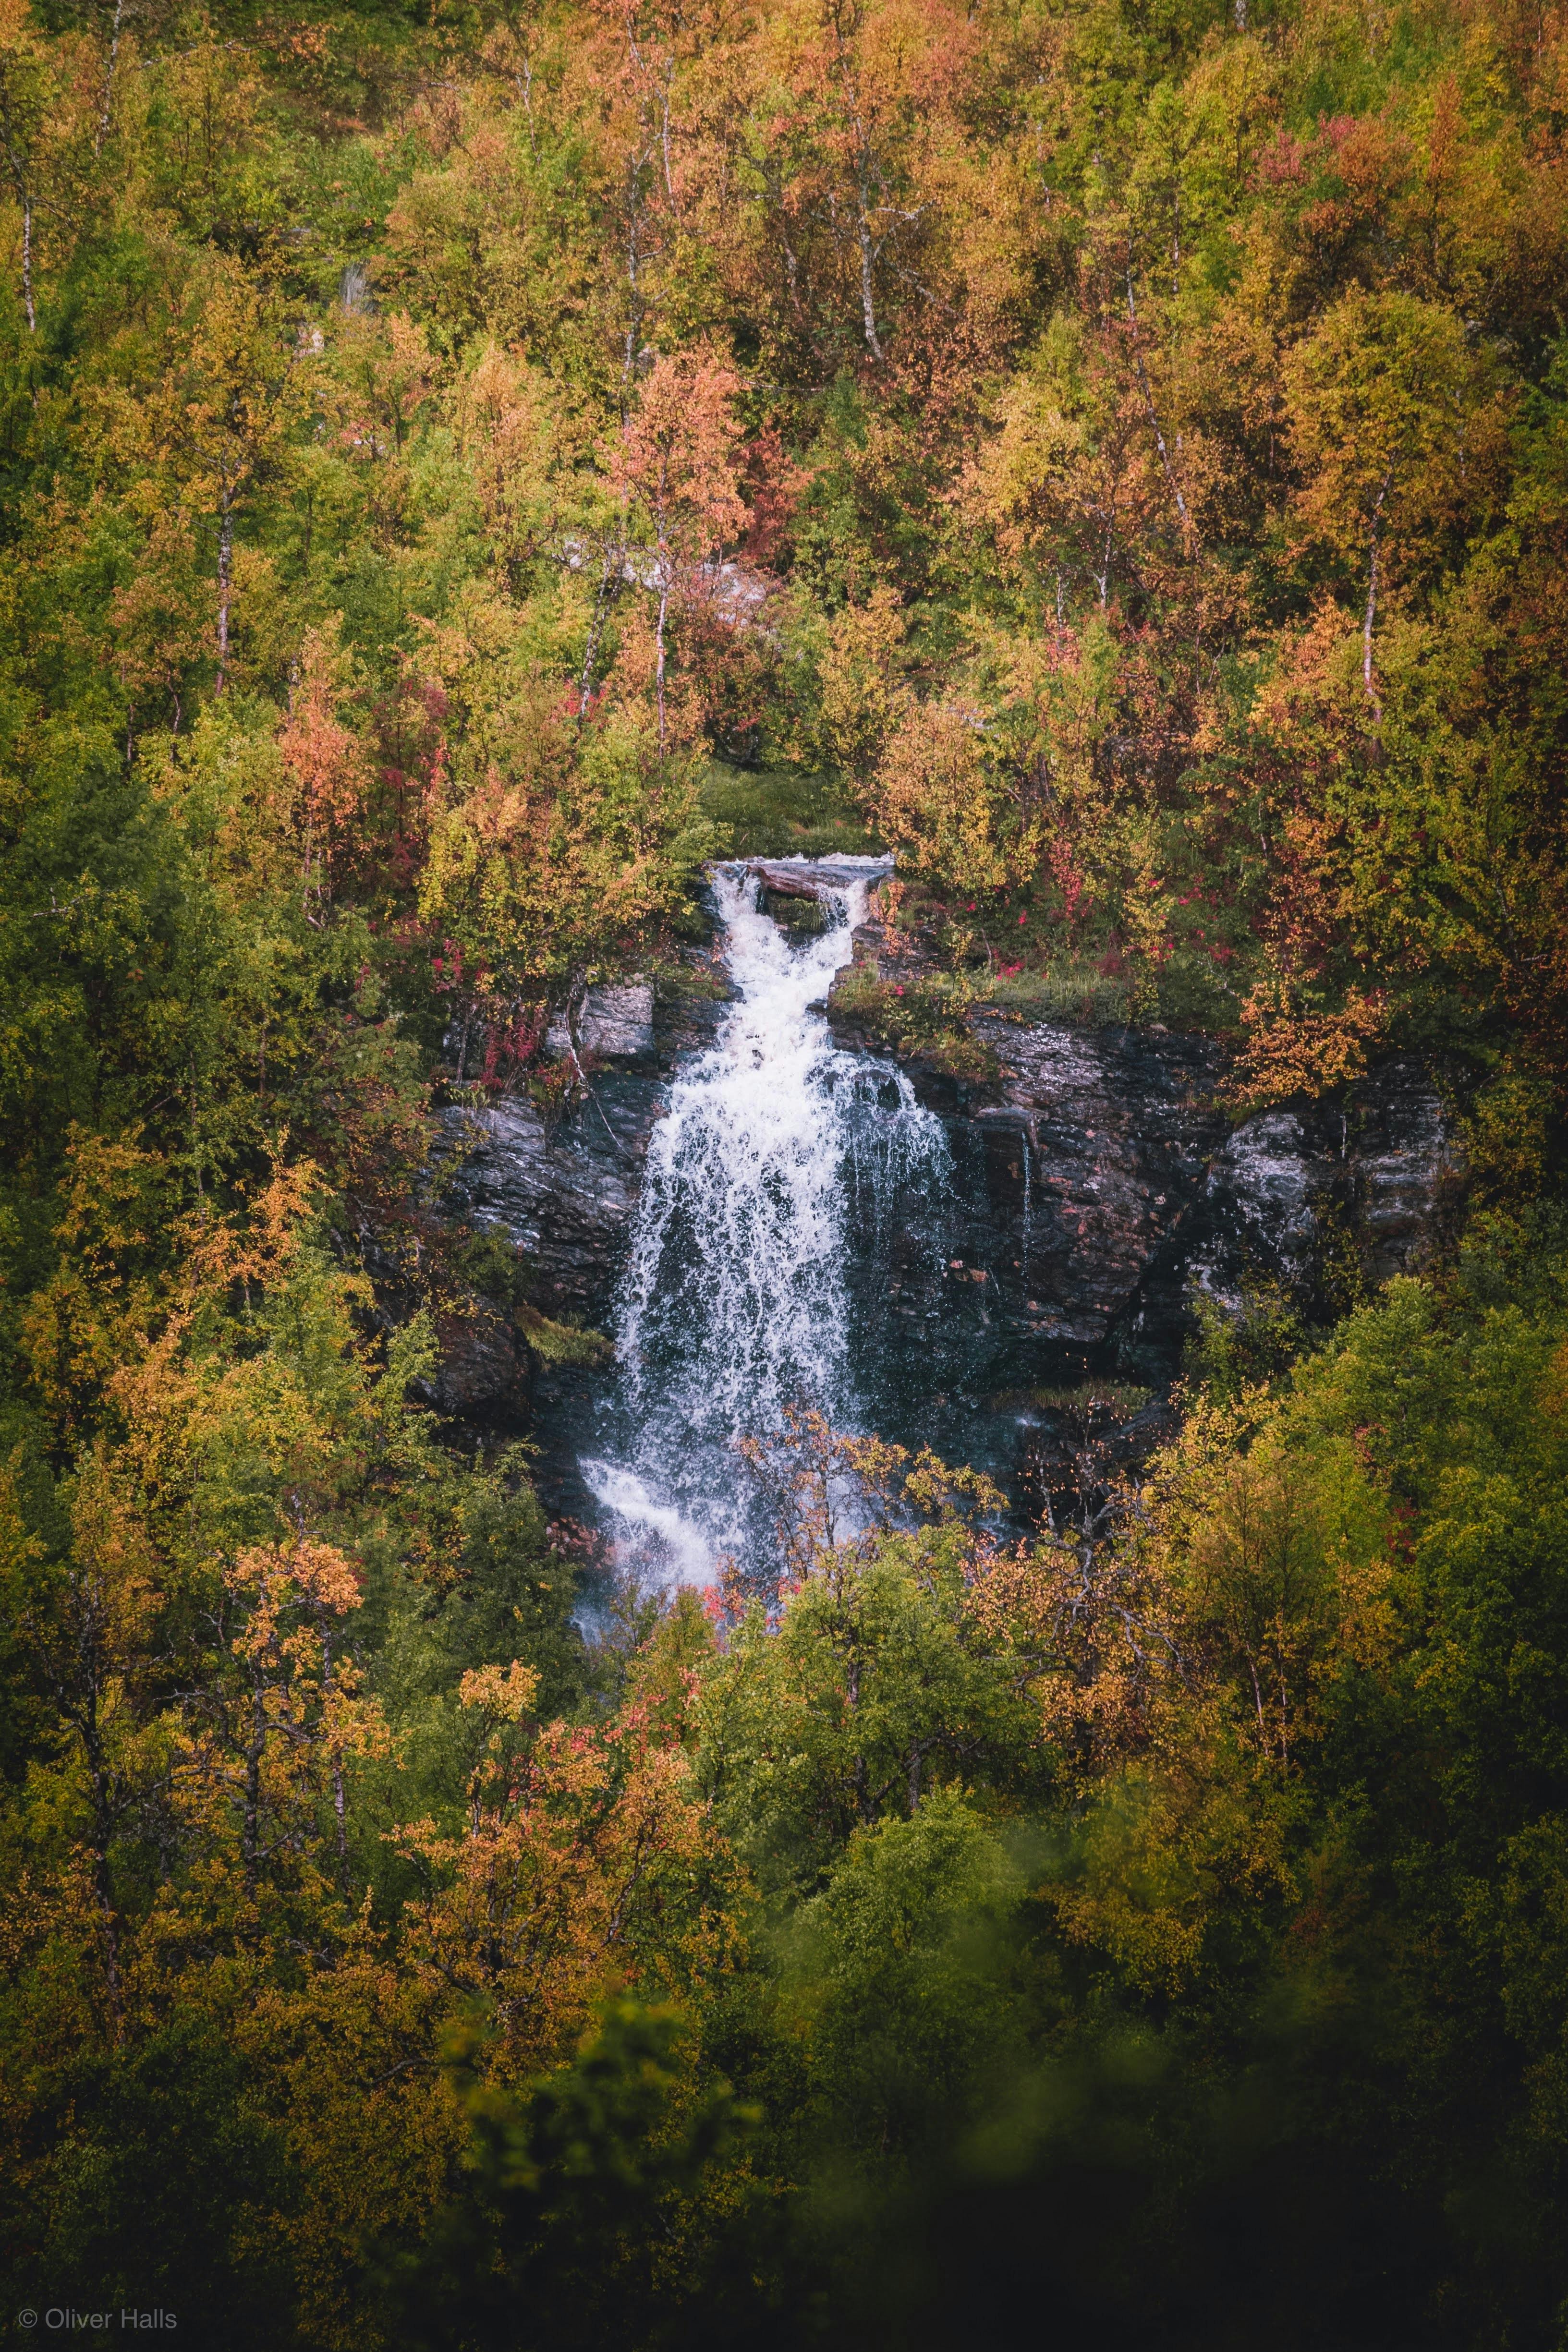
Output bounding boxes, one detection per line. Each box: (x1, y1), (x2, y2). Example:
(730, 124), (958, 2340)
(581, 862), (949, 1584)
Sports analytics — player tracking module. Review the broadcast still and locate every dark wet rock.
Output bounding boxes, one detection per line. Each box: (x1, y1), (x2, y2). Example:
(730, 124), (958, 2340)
(971, 1013), (1228, 1356)
(424, 1299), (528, 1419)
(747, 860), (823, 900)
(760, 888), (832, 934)
(439, 958), (730, 1334)
(392, 937), (733, 1457)
(1191, 1058), (1462, 1315)
(1195, 1111), (1325, 1304)
(826, 886), (1461, 1385)
(874, 1036), (1459, 1396)
(827, 1023), (1461, 1497)
(1347, 1059), (1463, 1282)
(836, 1016), (1230, 1436)
(438, 1087), (656, 1329)
(741, 856), (894, 900)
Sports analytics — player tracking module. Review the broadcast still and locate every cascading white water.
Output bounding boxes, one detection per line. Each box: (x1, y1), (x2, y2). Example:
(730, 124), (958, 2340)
(581, 861), (950, 1584)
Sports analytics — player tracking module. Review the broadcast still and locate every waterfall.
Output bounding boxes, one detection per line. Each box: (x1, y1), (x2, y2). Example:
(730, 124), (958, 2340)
(581, 861), (950, 1584)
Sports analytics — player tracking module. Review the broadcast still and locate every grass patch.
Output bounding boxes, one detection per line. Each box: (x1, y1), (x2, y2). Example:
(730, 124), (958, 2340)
(963, 947), (1240, 1034)
(1154, 946), (1243, 1033)
(832, 969), (1000, 1082)
(701, 760), (878, 860)
(972, 960), (1134, 1027)
(517, 1303), (614, 1367)
(760, 888), (832, 934)
(1030, 1383), (1154, 1417)
(652, 960), (729, 1005)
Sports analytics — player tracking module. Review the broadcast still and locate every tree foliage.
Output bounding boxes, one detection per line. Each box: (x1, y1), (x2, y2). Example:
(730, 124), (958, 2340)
(3, 0), (1568, 2340)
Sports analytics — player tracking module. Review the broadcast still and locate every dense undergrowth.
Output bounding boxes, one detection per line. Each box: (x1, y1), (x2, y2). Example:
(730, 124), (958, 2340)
(3, 0), (1568, 2340)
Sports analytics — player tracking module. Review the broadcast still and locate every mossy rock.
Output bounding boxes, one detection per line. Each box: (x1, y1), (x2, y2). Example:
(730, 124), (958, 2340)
(760, 887), (832, 934)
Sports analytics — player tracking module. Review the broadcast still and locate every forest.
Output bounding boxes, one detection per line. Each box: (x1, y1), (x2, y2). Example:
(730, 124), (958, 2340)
(1, 0), (1568, 2339)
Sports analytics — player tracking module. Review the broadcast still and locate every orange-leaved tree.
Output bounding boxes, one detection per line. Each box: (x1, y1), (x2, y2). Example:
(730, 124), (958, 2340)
(393, 1663), (741, 2081)
(604, 348), (749, 748)
(277, 620), (372, 908)
(169, 1537), (392, 1911)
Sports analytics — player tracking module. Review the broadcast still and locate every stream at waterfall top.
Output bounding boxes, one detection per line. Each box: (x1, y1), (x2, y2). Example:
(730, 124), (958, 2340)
(581, 860), (951, 1588)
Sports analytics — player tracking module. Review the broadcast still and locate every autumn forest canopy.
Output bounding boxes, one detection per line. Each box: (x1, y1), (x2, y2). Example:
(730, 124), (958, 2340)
(2, 0), (1568, 2339)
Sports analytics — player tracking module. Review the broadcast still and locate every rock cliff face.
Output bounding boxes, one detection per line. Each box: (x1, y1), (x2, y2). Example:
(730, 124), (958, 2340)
(826, 896), (1462, 1389)
(819, 897), (1461, 1489)
(440, 976), (726, 1332)
(431, 877), (1462, 1501)
(427, 970), (727, 1467)
(1192, 1063), (1462, 1309)
(826, 1017), (1461, 1386)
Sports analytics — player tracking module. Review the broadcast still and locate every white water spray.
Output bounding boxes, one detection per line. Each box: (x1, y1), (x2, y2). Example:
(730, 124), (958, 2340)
(582, 861), (949, 1583)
